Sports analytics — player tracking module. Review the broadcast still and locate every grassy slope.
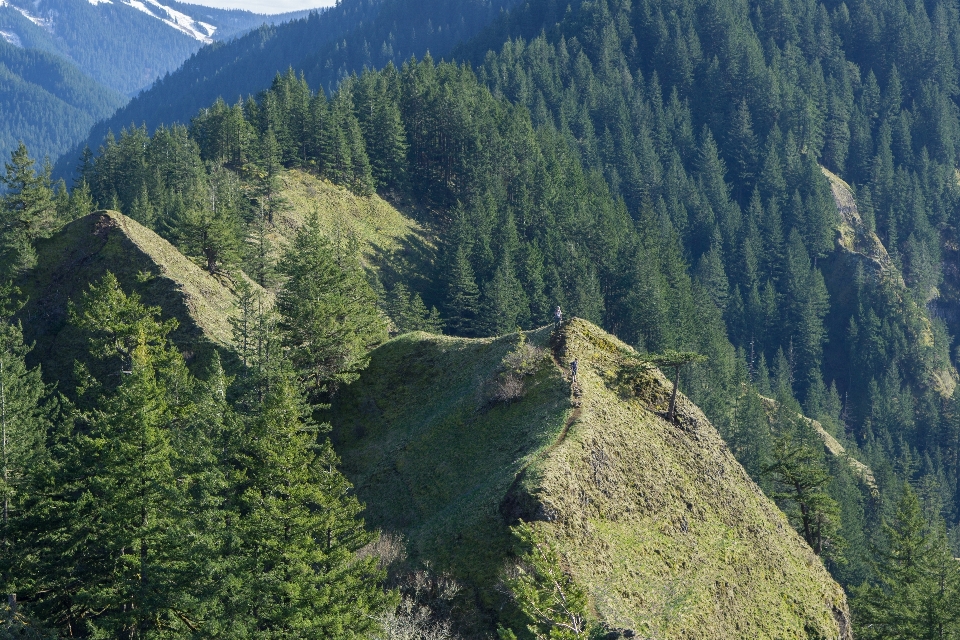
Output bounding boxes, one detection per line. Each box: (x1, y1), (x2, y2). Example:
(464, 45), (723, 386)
(274, 169), (425, 257)
(331, 319), (850, 639)
(333, 328), (570, 633)
(16, 174), (417, 385)
(272, 169), (436, 294)
(17, 210), (255, 385)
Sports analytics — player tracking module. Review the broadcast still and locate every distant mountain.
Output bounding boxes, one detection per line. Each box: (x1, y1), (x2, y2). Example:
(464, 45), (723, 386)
(0, 0), (310, 97)
(0, 38), (124, 164)
(0, 0), (309, 167)
(55, 0), (523, 178)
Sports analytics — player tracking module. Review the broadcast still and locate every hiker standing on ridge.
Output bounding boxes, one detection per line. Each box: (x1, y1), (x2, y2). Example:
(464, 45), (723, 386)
(570, 358), (578, 382)
(554, 306), (563, 330)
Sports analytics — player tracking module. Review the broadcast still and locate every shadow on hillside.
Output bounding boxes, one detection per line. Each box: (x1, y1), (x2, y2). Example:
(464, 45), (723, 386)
(368, 229), (441, 309)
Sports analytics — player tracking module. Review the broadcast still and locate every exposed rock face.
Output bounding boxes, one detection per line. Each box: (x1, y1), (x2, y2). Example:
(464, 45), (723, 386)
(331, 319), (852, 639)
(820, 167), (958, 399)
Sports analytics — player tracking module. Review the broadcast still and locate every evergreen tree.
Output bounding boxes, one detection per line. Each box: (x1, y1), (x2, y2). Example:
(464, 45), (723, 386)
(480, 256), (529, 336)
(764, 393), (845, 562)
(499, 523), (594, 640)
(387, 283), (442, 334)
(355, 67), (409, 193)
(727, 100), (759, 204)
(229, 278), (283, 411)
(61, 180), (95, 224)
(252, 128), (285, 223)
(215, 368), (393, 638)
(648, 350), (708, 424)
(730, 381), (772, 488)
(13, 275), (208, 636)
(696, 231), (729, 311)
(169, 180), (242, 275)
(244, 205), (278, 289)
(853, 483), (960, 639)
(0, 285), (51, 612)
(445, 247), (481, 337)
(66, 273), (178, 382)
(0, 144), (55, 276)
(276, 213), (387, 399)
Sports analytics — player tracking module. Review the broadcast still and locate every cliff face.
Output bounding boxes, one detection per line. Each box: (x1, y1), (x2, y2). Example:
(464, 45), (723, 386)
(331, 319), (852, 639)
(820, 167), (958, 399)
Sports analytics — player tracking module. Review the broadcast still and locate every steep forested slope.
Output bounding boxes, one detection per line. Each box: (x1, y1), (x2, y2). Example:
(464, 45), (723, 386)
(54, 0), (524, 177)
(14, 0), (960, 632)
(466, 0), (960, 529)
(0, 39), (124, 161)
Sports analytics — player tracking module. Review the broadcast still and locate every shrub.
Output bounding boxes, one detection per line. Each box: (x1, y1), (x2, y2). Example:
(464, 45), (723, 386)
(492, 372), (526, 404)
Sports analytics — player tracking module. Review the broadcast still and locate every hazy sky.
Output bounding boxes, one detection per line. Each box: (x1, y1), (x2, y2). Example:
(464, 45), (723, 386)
(188, 0), (337, 14)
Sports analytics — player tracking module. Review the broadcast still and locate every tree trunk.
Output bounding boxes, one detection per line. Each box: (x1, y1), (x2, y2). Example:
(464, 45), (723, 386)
(667, 365), (680, 423)
(1, 358), (7, 528)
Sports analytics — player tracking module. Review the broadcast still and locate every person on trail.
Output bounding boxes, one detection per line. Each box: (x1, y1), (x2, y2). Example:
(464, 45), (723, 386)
(554, 306), (563, 330)
(570, 358), (578, 382)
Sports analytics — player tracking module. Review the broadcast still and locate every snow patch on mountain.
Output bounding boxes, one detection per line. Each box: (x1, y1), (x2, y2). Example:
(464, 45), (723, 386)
(0, 0), (215, 43)
(0, 29), (21, 46)
(122, 0), (216, 43)
(0, 0), (54, 31)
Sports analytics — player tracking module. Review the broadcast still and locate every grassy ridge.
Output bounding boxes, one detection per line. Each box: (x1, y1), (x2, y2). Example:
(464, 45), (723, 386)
(331, 319), (850, 638)
(17, 210), (255, 386)
(273, 169), (436, 295)
(331, 327), (570, 630)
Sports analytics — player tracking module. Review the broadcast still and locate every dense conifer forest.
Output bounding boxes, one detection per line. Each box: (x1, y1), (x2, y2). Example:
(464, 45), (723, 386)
(52, 0), (527, 181)
(5, 0), (960, 635)
(0, 39), (125, 168)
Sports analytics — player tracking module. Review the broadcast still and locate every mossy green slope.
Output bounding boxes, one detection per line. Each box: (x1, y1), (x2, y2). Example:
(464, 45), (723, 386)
(331, 319), (851, 639)
(274, 169), (427, 257)
(262, 169), (433, 284)
(17, 210), (254, 384)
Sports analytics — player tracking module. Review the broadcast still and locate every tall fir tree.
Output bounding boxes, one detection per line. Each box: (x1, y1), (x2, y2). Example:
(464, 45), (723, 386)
(853, 483), (960, 639)
(214, 365), (393, 638)
(763, 390), (845, 561)
(444, 247), (481, 337)
(12, 275), (209, 637)
(0, 144), (55, 277)
(276, 213), (387, 399)
(0, 285), (51, 612)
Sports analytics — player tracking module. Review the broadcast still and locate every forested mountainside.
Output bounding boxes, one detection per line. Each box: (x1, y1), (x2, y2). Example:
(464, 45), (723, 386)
(53, 0), (525, 179)
(5, 0), (960, 635)
(0, 39), (125, 165)
(0, 196), (854, 636)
